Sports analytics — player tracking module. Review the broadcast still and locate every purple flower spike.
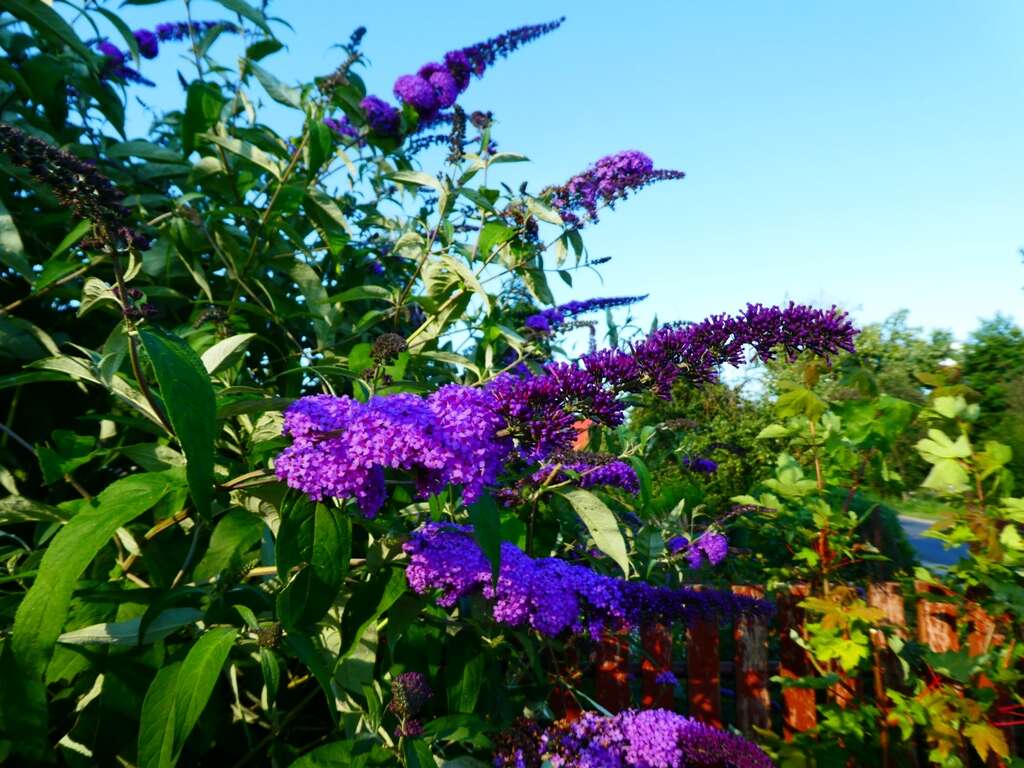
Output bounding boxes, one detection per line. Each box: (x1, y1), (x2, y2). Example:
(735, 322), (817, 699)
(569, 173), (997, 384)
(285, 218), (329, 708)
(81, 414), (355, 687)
(394, 74), (438, 115)
(359, 95), (401, 136)
(548, 150), (685, 226)
(132, 29), (159, 59)
(449, 18), (565, 83)
(404, 522), (769, 638)
(494, 709), (773, 768)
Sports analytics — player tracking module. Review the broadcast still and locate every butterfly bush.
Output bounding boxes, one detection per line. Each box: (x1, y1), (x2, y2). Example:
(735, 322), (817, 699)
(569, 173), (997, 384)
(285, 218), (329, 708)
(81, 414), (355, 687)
(275, 303), (857, 512)
(94, 21), (240, 84)
(403, 523), (769, 638)
(525, 295), (648, 334)
(547, 151), (687, 227)
(493, 709), (773, 768)
(392, 19), (565, 117)
(274, 387), (509, 517)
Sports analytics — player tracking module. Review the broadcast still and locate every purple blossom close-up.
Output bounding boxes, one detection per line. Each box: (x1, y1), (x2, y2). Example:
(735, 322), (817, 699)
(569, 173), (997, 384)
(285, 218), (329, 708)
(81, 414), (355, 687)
(403, 522), (770, 638)
(524, 295), (648, 335)
(547, 150), (686, 226)
(494, 709), (773, 768)
(359, 95), (401, 136)
(132, 29), (159, 59)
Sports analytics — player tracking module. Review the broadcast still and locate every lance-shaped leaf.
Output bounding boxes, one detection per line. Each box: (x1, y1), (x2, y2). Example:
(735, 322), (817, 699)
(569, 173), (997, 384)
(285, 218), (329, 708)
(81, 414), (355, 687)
(140, 327), (218, 517)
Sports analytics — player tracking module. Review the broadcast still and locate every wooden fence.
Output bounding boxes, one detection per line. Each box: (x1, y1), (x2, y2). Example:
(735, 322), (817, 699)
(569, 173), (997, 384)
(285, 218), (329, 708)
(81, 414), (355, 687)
(549, 581), (1017, 764)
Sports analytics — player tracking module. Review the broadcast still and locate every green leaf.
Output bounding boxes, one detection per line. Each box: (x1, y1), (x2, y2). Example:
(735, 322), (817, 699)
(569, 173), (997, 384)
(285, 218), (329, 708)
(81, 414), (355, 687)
(2, 472), (175, 758)
(1, 0), (97, 67)
(468, 493), (501, 586)
(339, 568), (407, 659)
(440, 254), (491, 312)
(920, 459), (970, 495)
(386, 170), (443, 193)
(50, 219), (92, 258)
(57, 607), (203, 646)
(775, 385), (827, 420)
(288, 738), (392, 767)
(182, 82), (224, 155)
(201, 332), (257, 374)
(277, 504), (350, 628)
(248, 60), (302, 108)
(0, 196), (30, 278)
(445, 631), (484, 714)
(193, 508), (263, 581)
(562, 489), (629, 576)
(200, 134), (283, 179)
(916, 429), (972, 462)
(756, 423), (791, 439)
(0, 495), (68, 524)
(305, 187), (352, 234)
(172, 628), (237, 757)
(137, 663), (182, 768)
(213, 0), (274, 36)
(140, 327), (218, 517)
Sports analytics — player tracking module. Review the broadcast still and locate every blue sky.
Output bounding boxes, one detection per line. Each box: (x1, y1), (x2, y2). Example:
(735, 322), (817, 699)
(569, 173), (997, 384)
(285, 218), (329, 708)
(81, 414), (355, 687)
(87, 1), (1024, 340)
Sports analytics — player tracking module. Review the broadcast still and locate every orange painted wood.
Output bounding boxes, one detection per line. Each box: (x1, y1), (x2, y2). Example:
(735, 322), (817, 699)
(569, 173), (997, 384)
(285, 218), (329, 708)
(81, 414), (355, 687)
(914, 580), (959, 653)
(571, 419), (593, 450)
(595, 629), (631, 713)
(733, 585), (769, 734)
(686, 616), (722, 727)
(778, 583), (816, 739)
(640, 622), (675, 709)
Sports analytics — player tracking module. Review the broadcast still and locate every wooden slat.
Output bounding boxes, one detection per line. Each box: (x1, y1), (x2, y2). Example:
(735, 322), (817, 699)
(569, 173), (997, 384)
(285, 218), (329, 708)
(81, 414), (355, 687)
(733, 585), (769, 734)
(640, 622), (675, 709)
(686, 616), (722, 727)
(868, 581), (912, 768)
(778, 583), (816, 739)
(595, 629), (631, 713)
(914, 580), (959, 652)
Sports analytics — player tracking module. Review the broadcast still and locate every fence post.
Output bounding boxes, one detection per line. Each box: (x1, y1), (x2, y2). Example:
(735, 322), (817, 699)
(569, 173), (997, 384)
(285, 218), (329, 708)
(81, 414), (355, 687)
(733, 585), (769, 735)
(595, 629), (631, 713)
(914, 580), (959, 652)
(640, 622), (675, 709)
(967, 603), (1015, 761)
(686, 613), (722, 727)
(868, 581), (914, 768)
(779, 583), (816, 739)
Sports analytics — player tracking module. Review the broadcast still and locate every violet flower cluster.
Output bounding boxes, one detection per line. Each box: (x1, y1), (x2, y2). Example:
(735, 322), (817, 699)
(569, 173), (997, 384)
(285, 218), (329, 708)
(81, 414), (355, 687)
(529, 451), (639, 494)
(393, 19), (564, 118)
(95, 40), (153, 85)
(524, 295), (648, 334)
(493, 709), (773, 768)
(0, 123), (149, 249)
(546, 151), (686, 226)
(667, 532), (729, 570)
(403, 523), (770, 638)
(681, 456), (719, 474)
(94, 22), (239, 84)
(274, 387), (509, 517)
(276, 304), (855, 514)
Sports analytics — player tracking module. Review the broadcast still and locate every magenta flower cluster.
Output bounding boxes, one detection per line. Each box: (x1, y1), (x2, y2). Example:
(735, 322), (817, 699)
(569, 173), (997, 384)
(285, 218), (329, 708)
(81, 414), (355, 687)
(276, 304), (856, 514)
(393, 19), (564, 118)
(666, 531), (729, 570)
(493, 709), (773, 768)
(274, 387), (509, 517)
(681, 455), (719, 474)
(324, 94), (402, 141)
(94, 21), (239, 85)
(547, 151), (686, 226)
(529, 452), (639, 494)
(524, 295), (648, 334)
(403, 523), (769, 638)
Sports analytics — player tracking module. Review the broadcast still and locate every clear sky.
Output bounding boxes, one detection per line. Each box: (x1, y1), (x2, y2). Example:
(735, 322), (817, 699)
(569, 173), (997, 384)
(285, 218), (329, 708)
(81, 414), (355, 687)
(85, 0), (1024, 340)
